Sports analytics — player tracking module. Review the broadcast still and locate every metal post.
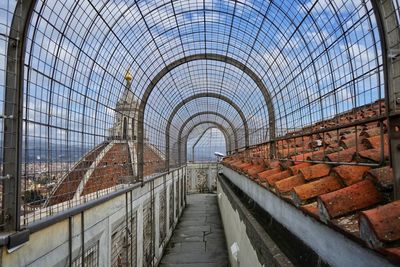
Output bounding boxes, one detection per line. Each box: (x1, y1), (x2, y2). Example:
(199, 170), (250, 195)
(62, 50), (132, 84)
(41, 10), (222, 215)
(3, 0), (36, 231)
(372, 0), (400, 199)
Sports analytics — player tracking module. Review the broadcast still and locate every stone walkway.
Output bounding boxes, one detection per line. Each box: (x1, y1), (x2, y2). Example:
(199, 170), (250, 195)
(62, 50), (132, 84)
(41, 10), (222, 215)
(160, 194), (229, 267)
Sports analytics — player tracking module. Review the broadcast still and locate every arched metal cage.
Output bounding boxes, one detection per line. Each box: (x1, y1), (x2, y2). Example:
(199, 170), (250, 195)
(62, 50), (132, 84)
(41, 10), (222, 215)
(0, 0), (399, 231)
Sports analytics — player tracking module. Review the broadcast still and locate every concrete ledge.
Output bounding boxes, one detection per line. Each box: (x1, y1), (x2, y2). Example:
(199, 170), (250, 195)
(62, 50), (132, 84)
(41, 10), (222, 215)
(222, 166), (396, 267)
(218, 175), (293, 267)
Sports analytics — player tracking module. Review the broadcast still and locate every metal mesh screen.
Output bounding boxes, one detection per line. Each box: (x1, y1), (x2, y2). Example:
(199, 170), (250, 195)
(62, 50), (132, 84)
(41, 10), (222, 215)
(159, 185), (167, 243)
(72, 241), (99, 267)
(0, 0), (17, 228)
(0, 0), (389, 227)
(142, 199), (153, 267)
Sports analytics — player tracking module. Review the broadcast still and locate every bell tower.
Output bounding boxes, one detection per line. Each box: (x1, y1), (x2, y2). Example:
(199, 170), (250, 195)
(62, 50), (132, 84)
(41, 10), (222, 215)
(109, 70), (139, 140)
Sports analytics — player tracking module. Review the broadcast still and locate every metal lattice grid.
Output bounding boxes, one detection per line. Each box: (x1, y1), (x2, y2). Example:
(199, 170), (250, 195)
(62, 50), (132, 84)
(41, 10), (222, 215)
(111, 219), (132, 267)
(142, 198), (153, 267)
(0, 0), (392, 228)
(0, 0), (17, 228)
(159, 185), (167, 243)
(72, 241), (99, 267)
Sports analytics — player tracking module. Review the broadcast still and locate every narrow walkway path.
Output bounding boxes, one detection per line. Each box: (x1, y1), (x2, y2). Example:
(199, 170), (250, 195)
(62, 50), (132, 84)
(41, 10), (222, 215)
(160, 194), (229, 267)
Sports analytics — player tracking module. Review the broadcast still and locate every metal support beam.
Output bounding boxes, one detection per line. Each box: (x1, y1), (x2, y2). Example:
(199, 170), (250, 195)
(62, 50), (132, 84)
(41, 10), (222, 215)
(137, 53), (276, 180)
(164, 93), (250, 169)
(373, 0), (400, 199)
(3, 0), (36, 231)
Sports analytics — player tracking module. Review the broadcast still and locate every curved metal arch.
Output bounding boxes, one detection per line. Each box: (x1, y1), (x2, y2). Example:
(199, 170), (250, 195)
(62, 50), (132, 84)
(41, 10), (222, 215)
(176, 112), (238, 165)
(138, 53), (276, 178)
(181, 121), (232, 166)
(164, 92), (250, 168)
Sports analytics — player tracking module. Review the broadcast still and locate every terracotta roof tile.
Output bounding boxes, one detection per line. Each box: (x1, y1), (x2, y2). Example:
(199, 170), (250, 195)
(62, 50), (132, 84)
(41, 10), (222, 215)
(257, 167), (281, 182)
(291, 176), (342, 206)
(358, 148), (389, 163)
(277, 147), (307, 157)
(274, 175), (305, 194)
(291, 151), (316, 162)
(317, 180), (382, 222)
(289, 162), (312, 175)
(246, 165), (267, 178)
(363, 134), (389, 150)
(236, 161), (252, 169)
(360, 127), (382, 138)
(359, 200), (400, 248)
(268, 160), (281, 169)
(279, 160), (294, 170)
(299, 164), (331, 181)
(332, 165), (371, 186)
(339, 136), (365, 149)
(325, 147), (358, 163)
(265, 170), (292, 187)
(364, 166), (394, 192)
(300, 202), (319, 219)
(223, 101), (398, 263)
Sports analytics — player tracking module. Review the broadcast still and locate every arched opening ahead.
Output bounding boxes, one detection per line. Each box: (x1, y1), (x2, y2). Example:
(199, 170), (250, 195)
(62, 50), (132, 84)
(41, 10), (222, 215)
(187, 127), (227, 163)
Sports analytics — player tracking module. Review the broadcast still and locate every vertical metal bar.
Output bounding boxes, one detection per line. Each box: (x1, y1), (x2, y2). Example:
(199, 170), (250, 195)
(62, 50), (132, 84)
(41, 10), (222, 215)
(125, 192), (129, 266)
(129, 190), (133, 267)
(81, 211), (85, 267)
(3, 0), (36, 231)
(69, 217), (72, 267)
(372, 0), (400, 199)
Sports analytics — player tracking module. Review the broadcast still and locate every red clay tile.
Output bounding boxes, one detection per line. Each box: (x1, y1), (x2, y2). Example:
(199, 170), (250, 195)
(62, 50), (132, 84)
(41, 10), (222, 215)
(360, 127), (382, 138)
(291, 176), (342, 206)
(246, 165), (267, 178)
(339, 136), (365, 149)
(363, 134), (389, 150)
(299, 164), (331, 181)
(265, 170), (291, 187)
(332, 165), (371, 186)
(277, 147), (306, 157)
(300, 202), (320, 219)
(268, 160), (281, 169)
(279, 160), (294, 170)
(257, 168), (281, 182)
(325, 147), (359, 163)
(274, 175), (305, 194)
(364, 166), (394, 192)
(359, 200), (400, 248)
(307, 150), (329, 161)
(289, 162), (312, 175)
(359, 148), (389, 163)
(317, 180), (382, 222)
(291, 151), (315, 162)
(236, 162), (252, 171)
(241, 161), (258, 172)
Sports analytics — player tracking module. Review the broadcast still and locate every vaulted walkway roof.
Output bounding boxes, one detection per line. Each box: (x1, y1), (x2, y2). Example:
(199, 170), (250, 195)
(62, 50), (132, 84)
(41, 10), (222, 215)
(1, 0), (399, 231)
